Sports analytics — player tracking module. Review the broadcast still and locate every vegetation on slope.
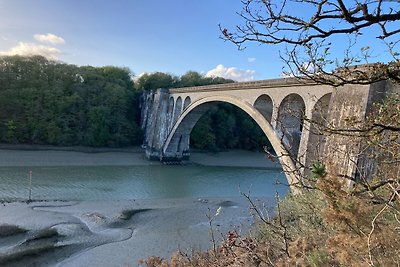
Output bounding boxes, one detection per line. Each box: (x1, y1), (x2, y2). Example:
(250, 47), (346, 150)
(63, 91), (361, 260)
(0, 55), (142, 147)
(0, 55), (269, 151)
(191, 103), (271, 151)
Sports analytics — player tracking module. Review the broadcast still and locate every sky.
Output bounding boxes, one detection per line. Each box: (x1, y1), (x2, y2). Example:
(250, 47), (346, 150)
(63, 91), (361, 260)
(0, 0), (396, 82)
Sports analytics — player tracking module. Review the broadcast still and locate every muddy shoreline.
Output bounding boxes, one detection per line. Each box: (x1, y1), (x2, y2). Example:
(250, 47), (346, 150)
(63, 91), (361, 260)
(0, 146), (279, 266)
(0, 145), (280, 169)
(0, 197), (273, 267)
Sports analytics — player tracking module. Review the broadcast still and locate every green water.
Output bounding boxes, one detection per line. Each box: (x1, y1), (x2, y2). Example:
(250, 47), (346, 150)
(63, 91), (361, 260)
(0, 165), (288, 201)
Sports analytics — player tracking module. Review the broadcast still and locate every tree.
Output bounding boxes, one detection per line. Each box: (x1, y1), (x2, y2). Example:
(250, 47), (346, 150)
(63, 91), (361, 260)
(135, 72), (177, 91)
(221, 0), (400, 86)
(175, 71), (234, 87)
(177, 71), (205, 87)
(0, 55), (143, 147)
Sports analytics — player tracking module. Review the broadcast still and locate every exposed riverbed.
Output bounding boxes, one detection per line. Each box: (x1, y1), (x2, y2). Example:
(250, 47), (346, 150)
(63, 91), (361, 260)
(0, 148), (287, 266)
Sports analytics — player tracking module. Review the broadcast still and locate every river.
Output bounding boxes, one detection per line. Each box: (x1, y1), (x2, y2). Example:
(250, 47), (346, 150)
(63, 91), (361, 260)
(0, 149), (288, 201)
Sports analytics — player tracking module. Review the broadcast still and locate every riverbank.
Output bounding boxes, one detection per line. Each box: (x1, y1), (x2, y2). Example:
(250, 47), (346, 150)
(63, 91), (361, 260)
(0, 196), (273, 266)
(0, 146), (280, 169)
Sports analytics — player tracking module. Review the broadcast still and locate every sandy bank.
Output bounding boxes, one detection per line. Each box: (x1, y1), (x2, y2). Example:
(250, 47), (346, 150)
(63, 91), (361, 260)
(0, 197), (273, 266)
(0, 147), (280, 169)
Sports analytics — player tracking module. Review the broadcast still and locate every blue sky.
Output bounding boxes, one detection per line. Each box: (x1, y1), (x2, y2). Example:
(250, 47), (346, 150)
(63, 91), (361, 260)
(0, 1), (395, 81)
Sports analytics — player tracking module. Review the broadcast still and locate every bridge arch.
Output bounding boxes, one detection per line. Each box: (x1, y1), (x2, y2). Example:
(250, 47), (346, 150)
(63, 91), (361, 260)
(167, 96), (175, 132)
(183, 96), (191, 111)
(162, 95), (300, 187)
(253, 94), (273, 123)
(276, 93), (306, 157)
(304, 93), (332, 168)
(173, 96), (182, 125)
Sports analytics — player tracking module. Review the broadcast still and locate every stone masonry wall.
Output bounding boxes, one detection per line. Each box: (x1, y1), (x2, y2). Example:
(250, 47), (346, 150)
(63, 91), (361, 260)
(323, 81), (393, 185)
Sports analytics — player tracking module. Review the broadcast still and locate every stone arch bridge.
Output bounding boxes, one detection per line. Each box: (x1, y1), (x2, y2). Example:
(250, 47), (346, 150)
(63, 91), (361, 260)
(141, 77), (395, 187)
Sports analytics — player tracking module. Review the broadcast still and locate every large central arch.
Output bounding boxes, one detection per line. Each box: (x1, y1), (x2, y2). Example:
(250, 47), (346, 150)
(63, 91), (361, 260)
(162, 95), (301, 188)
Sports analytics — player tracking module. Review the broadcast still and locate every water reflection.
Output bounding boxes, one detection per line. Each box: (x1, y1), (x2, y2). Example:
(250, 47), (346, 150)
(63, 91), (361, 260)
(0, 165), (288, 201)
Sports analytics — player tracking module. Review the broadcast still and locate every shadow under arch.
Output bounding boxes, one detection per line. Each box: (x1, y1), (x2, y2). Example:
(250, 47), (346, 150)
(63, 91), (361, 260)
(162, 95), (300, 189)
(173, 96), (183, 125)
(254, 94), (273, 123)
(183, 96), (191, 111)
(304, 93), (332, 169)
(276, 93), (306, 158)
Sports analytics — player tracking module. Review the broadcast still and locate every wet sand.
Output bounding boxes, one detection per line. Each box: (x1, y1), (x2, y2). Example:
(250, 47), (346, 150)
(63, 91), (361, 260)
(0, 147), (279, 266)
(0, 197), (274, 266)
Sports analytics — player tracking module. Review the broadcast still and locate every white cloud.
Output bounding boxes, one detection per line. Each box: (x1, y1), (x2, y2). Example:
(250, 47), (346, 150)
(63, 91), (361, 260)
(0, 42), (62, 60)
(281, 62), (319, 77)
(248, 57), (256, 63)
(133, 72), (147, 81)
(34, 33), (65, 45)
(206, 64), (256, 82)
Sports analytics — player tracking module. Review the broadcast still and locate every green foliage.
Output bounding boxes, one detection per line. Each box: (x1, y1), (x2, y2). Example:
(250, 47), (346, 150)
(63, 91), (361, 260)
(176, 71), (204, 87)
(135, 72), (177, 91)
(175, 71), (234, 87)
(5, 120), (17, 143)
(191, 103), (272, 152)
(0, 55), (142, 147)
(86, 106), (111, 146)
(311, 161), (327, 180)
(190, 113), (217, 151)
(135, 70), (234, 91)
(306, 251), (329, 267)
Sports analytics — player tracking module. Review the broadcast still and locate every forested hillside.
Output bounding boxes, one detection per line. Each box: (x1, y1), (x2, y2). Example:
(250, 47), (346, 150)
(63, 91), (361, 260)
(0, 55), (270, 150)
(0, 55), (141, 147)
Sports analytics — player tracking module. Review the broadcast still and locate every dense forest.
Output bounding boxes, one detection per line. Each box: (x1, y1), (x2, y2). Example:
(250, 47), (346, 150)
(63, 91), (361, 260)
(0, 55), (141, 147)
(0, 55), (269, 150)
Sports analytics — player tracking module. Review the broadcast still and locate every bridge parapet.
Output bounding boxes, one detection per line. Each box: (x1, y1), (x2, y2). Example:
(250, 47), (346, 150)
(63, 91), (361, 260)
(169, 77), (314, 93)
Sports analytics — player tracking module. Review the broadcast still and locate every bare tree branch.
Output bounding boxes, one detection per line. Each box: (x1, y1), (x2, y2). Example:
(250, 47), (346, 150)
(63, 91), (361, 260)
(221, 0), (400, 86)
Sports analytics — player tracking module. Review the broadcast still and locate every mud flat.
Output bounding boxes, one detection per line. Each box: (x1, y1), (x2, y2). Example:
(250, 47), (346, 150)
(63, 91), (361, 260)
(0, 197), (272, 266)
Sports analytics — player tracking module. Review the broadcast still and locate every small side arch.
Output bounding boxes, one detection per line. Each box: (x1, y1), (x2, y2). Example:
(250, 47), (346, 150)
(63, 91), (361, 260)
(163, 95), (300, 189)
(173, 96), (183, 125)
(276, 93), (306, 157)
(254, 94), (273, 123)
(304, 93), (332, 168)
(167, 96), (175, 132)
(183, 96), (191, 110)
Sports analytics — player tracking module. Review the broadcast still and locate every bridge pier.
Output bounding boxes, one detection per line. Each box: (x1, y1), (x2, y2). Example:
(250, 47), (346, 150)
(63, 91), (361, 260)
(141, 88), (172, 161)
(141, 88), (193, 162)
(322, 81), (399, 186)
